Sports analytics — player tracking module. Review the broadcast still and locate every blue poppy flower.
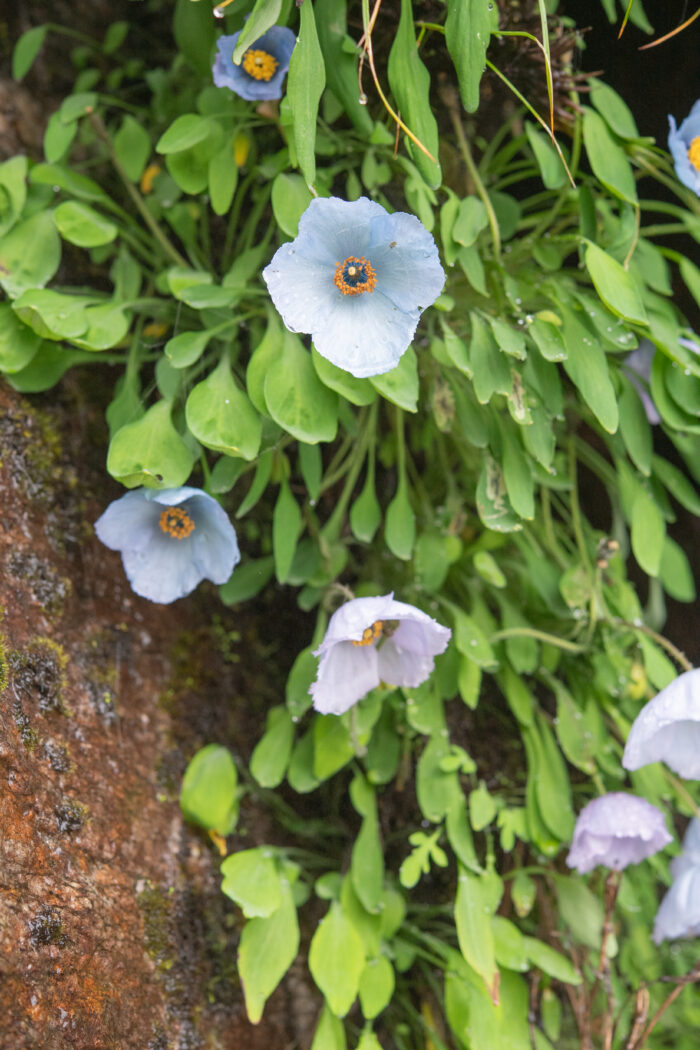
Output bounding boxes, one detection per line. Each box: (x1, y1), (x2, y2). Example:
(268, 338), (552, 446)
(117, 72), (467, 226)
(668, 99), (700, 196)
(654, 818), (700, 943)
(263, 197), (446, 378)
(213, 27), (296, 102)
(623, 667), (700, 779)
(566, 793), (672, 875)
(95, 487), (240, 604)
(309, 593), (451, 715)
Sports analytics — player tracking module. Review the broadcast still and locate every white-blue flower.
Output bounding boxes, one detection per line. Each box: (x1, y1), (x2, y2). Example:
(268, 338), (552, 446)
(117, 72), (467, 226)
(213, 27), (296, 102)
(263, 197), (446, 378)
(668, 99), (700, 196)
(310, 593), (451, 715)
(95, 487), (240, 604)
(622, 667), (700, 779)
(653, 817), (700, 943)
(566, 793), (672, 875)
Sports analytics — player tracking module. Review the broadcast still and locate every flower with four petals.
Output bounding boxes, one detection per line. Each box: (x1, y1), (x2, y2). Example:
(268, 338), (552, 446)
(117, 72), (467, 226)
(310, 593), (451, 715)
(95, 486), (240, 604)
(566, 793), (672, 875)
(263, 196), (446, 378)
(213, 27), (296, 101)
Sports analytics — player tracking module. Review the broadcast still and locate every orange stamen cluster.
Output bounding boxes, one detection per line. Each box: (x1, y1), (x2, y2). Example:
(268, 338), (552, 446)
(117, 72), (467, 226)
(334, 256), (377, 297)
(159, 506), (196, 540)
(242, 49), (278, 82)
(688, 136), (700, 172)
(352, 620), (384, 647)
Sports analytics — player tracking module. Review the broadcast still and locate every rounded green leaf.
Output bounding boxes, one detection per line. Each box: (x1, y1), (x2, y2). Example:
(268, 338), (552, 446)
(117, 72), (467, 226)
(221, 848), (282, 917)
(208, 141), (239, 216)
(113, 115), (151, 182)
(309, 901), (366, 1017)
(312, 346), (377, 406)
(250, 706), (295, 789)
(271, 173), (313, 237)
(156, 113), (214, 154)
(369, 347), (419, 412)
(185, 358), (262, 460)
(107, 399), (194, 488)
(0, 212), (62, 299)
(238, 881), (299, 1024)
(0, 302), (42, 373)
(12, 289), (87, 340)
(630, 488), (665, 577)
(359, 956), (395, 1019)
(165, 329), (214, 369)
(180, 743), (238, 835)
(585, 241), (648, 325)
(264, 333), (338, 443)
(385, 482), (415, 560)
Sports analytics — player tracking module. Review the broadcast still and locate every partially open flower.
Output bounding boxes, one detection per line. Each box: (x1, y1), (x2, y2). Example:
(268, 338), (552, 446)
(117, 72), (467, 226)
(310, 594), (451, 715)
(622, 668), (700, 779)
(653, 817), (700, 943)
(668, 100), (700, 196)
(213, 27), (296, 102)
(566, 793), (672, 874)
(263, 197), (446, 378)
(95, 487), (240, 604)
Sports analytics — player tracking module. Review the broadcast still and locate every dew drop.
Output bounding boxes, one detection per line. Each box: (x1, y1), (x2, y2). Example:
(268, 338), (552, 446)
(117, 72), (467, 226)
(213, 5), (226, 17)
(359, 93), (368, 106)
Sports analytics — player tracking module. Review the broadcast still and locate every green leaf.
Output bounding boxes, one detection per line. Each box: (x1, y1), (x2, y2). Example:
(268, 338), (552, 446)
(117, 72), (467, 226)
(387, 0), (441, 188)
(359, 956), (395, 1020)
(501, 429), (534, 520)
(12, 289), (87, 340)
(180, 744), (238, 835)
(584, 241), (648, 325)
(250, 707), (295, 788)
(618, 375), (652, 475)
(0, 211), (61, 299)
(445, 0), (491, 113)
(453, 609), (497, 669)
(523, 937), (581, 985)
(59, 92), (98, 123)
(470, 313), (511, 403)
(221, 848), (282, 917)
(265, 333), (338, 443)
(659, 536), (696, 603)
(5, 342), (83, 392)
(369, 347), (419, 411)
(13, 25), (48, 80)
(272, 173), (313, 237)
(314, 0), (373, 136)
(43, 111), (77, 163)
(492, 915), (528, 973)
(287, 0), (325, 187)
(0, 303), (42, 373)
(156, 113), (214, 154)
(630, 487), (665, 577)
(582, 108), (637, 204)
(525, 124), (567, 189)
(220, 554), (275, 604)
(113, 115), (151, 182)
(385, 481), (415, 560)
(351, 809), (384, 914)
(238, 881), (299, 1023)
(233, 0), (283, 60)
(107, 400), (194, 488)
(312, 347), (377, 406)
(309, 901), (366, 1017)
(469, 783), (497, 831)
(208, 140), (239, 216)
(165, 329), (215, 369)
(560, 308), (618, 433)
(173, 0), (217, 76)
(273, 482), (302, 583)
(453, 197), (489, 246)
(71, 303), (130, 351)
(350, 464), (382, 543)
(246, 310), (285, 413)
(416, 734), (453, 822)
(529, 317), (566, 362)
(652, 455), (700, 515)
(0, 156), (27, 238)
(311, 1003), (347, 1050)
(589, 79), (639, 140)
(53, 201), (117, 248)
(455, 868), (499, 1000)
(186, 357), (261, 460)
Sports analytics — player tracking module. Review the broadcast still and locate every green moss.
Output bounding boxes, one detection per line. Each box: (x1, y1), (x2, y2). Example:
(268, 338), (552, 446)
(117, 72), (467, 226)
(137, 882), (176, 973)
(0, 632), (8, 693)
(9, 637), (68, 714)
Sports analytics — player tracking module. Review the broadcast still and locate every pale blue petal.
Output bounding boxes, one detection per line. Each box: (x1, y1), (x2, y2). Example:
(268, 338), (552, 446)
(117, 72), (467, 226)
(391, 617), (451, 658)
(295, 196), (389, 265)
(310, 643), (380, 715)
(566, 793), (671, 874)
(94, 490), (160, 552)
(653, 867), (700, 943)
(263, 245), (338, 333)
(668, 110), (700, 195)
(122, 534), (203, 603)
(312, 289), (420, 377)
(678, 99), (700, 141)
(315, 594), (397, 652)
(147, 486), (206, 507)
(377, 639), (436, 689)
(213, 28), (295, 101)
(368, 210), (446, 313)
(188, 495), (241, 583)
(623, 667), (700, 777)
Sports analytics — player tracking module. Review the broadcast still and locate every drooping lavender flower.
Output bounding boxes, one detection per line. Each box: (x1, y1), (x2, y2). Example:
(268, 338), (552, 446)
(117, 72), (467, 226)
(213, 27), (296, 101)
(263, 197), (446, 378)
(566, 793), (672, 875)
(622, 668), (700, 779)
(95, 486), (240, 603)
(310, 593), (451, 715)
(653, 817), (700, 943)
(668, 100), (700, 196)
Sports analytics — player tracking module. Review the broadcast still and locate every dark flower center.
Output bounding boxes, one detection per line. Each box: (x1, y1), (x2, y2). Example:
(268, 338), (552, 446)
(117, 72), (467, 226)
(242, 49), (278, 82)
(689, 136), (700, 172)
(334, 256), (377, 297)
(159, 506), (196, 540)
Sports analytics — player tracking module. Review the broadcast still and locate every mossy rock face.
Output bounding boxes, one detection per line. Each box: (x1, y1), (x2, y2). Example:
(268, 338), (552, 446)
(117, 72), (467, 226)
(0, 381), (293, 1050)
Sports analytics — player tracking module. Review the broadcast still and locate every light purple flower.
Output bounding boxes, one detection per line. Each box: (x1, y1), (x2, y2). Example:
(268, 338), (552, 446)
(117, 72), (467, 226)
(668, 100), (700, 196)
(566, 793), (672, 874)
(263, 197), (446, 378)
(213, 28), (296, 102)
(622, 668), (700, 779)
(309, 593), (451, 715)
(95, 486), (240, 604)
(653, 818), (700, 943)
